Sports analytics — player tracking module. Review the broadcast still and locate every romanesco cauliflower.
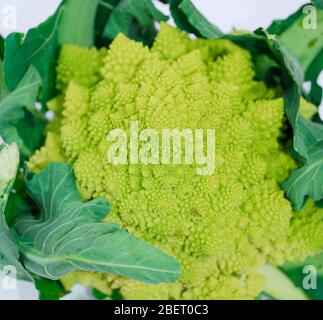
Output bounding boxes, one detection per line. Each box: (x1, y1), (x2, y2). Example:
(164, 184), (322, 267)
(29, 23), (323, 300)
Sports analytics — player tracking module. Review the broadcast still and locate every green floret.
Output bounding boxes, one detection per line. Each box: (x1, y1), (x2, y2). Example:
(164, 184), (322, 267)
(29, 22), (323, 300)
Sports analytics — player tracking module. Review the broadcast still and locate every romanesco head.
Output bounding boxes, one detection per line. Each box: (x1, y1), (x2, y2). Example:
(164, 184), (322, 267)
(29, 22), (323, 300)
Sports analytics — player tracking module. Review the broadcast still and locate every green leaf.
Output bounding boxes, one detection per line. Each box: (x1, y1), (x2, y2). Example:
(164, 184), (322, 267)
(0, 140), (31, 281)
(281, 251), (323, 300)
(268, 4), (323, 107)
(170, 0), (222, 38)
(14, 163), (180, 284)
(312, 0), (323, 10)
(305, 49), (323, 105)
(102, 0), (168, 45)
(5, 189), (33, 227)
(92, 287), (123, 300)
(297, 117), (323, 155)
(279, 8), (323, 76)
(92, 288), (109, 300)
(0, 65), (44, 157)
(4, 17), (60, 103)
(0, 35), (4, 60)
(0, 65), (41, 120)
(13, 111), (46, 159)
(282, 141), (323, 209)
(267, 6), (305, 35)
(3, 0), (102, 103)
(245, 6), (323, 211)
(34, 276), (68, 300)
(58, 0), (100, 47)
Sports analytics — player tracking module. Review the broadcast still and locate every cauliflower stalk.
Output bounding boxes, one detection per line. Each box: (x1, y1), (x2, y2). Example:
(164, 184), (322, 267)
(29, 23), (323, 300)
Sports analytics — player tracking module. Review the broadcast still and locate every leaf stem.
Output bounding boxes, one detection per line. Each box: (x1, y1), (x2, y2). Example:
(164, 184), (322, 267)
(99, 1), (114, 10)
(258, 264), (309, 300)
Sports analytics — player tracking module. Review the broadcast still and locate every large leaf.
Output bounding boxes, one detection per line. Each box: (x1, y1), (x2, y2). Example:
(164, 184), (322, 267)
(4, 15), (60, 103)
(102, 0), (168, 45)
(282, 141), (323, 209)
(0, 65), (41, 118)
(266, 4), (323, 208)
(268, 4), (323, 106)
(13, 163), (180, 283)
(0, 140), (31, 281)
(3, 0), (101, 103)
(169, 0), (223, 38)
(0, 65), (44, 157)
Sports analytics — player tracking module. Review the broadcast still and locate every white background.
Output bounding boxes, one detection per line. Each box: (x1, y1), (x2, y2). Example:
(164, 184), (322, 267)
(0, 0), (317, 300)
(0, 0), (307, 35)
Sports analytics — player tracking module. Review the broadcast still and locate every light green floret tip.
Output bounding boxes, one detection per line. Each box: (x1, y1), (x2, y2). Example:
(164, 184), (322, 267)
(29, 23), (323, 300)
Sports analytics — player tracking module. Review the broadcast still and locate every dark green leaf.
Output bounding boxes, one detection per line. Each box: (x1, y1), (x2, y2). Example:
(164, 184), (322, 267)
(282, 141), (323, 209)
(169, 0), (201, 35)
(34, 276), (68, 300)
(0, 36), (4, 60)
(4, 0), (102, 103)
(5, 190), (33, 227)
(312, 0), (323, 10)
(4, 16), (60, 103)
(0, 140), (31, 281)
(95, 0), (120, 46)
(0, 65), (41, 118)
(305, 48), (323, 106)
(0, 66), (44, 157)
(103, 0), (168, 45)
(266, 2), (323, 205)
(92, 287), (123, 300)
(268, 5), (323, 107)
(14, 163), (180, 283)
(281, 251), (323, 300)
(13, 111), (46, 160)
(170, 0), (222, 38)
(92, 288), (110, 300)
(5, 173), (36, 226)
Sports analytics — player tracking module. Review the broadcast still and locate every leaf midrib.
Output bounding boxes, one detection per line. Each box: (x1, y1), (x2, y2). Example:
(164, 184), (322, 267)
(21, 244), (179, 275)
